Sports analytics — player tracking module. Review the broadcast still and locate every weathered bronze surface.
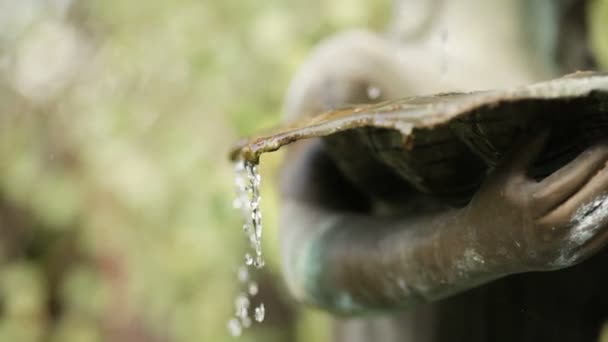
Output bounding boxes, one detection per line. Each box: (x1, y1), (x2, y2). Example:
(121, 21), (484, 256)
(231, 72), (608, 342)
(228, 0), (608, 339)
(231, 72), (608, 203)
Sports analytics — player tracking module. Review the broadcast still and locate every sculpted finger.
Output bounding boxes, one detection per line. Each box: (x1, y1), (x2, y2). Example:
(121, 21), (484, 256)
(498, 129), (551, 178)
(531, 143), (608, 216)
(538, 164), (608, 228)
(572, 222), (608, 261)
(548, 199), (608, 268)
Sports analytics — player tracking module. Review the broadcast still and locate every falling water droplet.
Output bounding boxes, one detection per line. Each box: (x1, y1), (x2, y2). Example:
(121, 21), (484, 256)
(237, 266), (248, 283)
(254, 303), (265, 322)
(253, 257), (265, 269)
(227, 318), (242, 337)
(242, 223), (251, 234)
(235, 293), (250, 319)
(248, 282), (258, 296)
(235, 176), (246, 191)
(241, 316), (252, 328)
(367, 86), (381, 100)
(245, 253), (254, 266)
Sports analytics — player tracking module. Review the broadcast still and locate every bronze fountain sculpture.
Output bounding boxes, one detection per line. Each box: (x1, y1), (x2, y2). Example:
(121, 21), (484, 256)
(231, 0), (608, 340)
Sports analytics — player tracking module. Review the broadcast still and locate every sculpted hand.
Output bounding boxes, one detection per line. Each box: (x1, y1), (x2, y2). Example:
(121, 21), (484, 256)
(466, 131), (608, 273)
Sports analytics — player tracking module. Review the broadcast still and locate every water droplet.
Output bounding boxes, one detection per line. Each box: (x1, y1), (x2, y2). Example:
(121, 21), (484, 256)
(244, 224), (254, 237)
(241, 316), (252, 328)
(237, 266), (248, 282)
(235, 177), (246, 190)
(235, 293), (250, 319)
(367, 86), (381, 100)
(254, 303), (265, 322)
(245, 253), (253, 266)
(248, 282), (258, 296)
(227, 318), (242, 337)
(253, 257), (265, 269)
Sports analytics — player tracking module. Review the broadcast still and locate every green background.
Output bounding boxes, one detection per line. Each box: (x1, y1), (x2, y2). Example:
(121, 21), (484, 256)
(0, 0), (388, 341)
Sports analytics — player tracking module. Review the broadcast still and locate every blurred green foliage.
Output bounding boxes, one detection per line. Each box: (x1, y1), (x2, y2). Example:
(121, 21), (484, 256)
(590, 0), (608, 70)
(0, 0), (388, 341)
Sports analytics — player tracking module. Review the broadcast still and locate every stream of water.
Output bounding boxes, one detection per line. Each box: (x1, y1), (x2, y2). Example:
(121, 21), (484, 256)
(227, 159), (266, 337)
